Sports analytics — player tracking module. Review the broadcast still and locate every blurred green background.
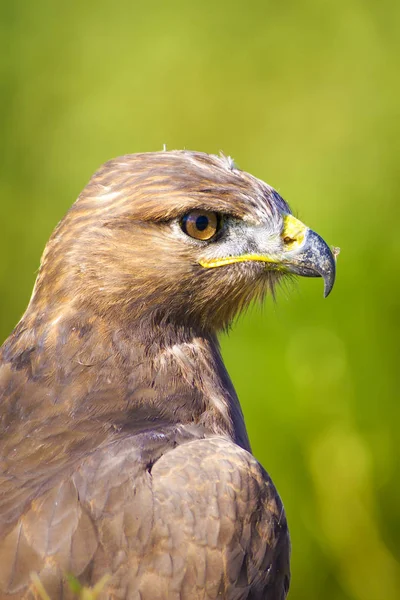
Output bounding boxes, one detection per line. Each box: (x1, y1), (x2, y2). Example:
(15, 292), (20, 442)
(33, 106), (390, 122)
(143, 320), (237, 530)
(1, 1), (399, 598)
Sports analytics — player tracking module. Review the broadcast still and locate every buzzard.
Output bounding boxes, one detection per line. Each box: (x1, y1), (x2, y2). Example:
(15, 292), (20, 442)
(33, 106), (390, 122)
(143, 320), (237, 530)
(0, 151), (336, 599)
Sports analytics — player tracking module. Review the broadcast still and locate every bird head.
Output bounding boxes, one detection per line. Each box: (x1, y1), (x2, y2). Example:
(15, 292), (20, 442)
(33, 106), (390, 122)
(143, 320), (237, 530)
(31, 151), (336, 333)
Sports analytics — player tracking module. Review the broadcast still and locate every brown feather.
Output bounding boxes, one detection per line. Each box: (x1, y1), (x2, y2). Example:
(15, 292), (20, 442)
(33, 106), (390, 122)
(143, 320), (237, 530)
(0, 151), (290, 599)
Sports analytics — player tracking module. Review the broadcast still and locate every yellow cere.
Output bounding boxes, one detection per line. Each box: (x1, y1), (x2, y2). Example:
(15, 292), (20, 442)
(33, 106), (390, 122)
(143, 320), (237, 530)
(281, 214), (307, 250)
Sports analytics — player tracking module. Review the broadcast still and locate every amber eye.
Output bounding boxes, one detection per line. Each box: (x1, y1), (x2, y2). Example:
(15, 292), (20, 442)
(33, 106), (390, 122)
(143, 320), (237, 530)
(180, 211), (221, 241)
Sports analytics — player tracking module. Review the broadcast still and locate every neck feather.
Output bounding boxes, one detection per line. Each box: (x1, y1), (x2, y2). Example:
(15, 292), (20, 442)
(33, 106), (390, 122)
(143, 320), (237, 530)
(1, 303), (251, 451)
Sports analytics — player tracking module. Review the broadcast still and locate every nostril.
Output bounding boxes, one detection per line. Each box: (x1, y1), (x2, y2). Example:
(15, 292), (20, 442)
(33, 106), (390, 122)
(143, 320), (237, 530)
(283, 236), (295, 244)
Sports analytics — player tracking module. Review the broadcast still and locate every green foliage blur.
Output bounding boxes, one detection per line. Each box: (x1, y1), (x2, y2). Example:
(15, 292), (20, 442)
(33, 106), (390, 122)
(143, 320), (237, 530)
(1, 1), (399, 598)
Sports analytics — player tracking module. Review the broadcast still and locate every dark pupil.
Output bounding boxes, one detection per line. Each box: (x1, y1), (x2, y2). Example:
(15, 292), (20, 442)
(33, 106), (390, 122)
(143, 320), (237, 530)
(195, 215), (209, 231)
(196, 215), (208, 231)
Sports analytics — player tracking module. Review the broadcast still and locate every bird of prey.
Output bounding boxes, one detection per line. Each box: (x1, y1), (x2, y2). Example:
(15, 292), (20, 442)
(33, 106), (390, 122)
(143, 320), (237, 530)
(0, 151), (336, 600)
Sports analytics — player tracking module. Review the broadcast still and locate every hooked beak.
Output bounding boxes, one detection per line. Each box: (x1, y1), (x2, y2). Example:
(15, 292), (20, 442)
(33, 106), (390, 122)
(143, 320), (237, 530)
(279, 214), (337, 297)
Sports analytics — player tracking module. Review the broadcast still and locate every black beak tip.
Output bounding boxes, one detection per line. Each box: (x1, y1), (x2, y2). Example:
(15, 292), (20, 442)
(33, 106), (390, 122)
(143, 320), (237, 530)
(320, 244), (337, 298)
(323, 271), (335, 298)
